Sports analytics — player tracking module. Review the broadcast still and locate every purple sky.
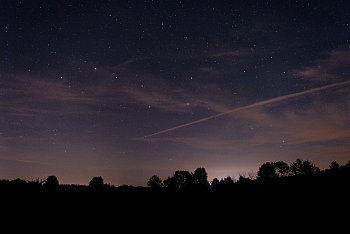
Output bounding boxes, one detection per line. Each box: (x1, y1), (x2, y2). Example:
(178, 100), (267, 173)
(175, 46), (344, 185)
(1, 0), (350, 185)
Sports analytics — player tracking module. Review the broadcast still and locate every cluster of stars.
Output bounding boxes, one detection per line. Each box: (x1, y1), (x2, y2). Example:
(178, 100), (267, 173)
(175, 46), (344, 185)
(1, 0), (349, 186)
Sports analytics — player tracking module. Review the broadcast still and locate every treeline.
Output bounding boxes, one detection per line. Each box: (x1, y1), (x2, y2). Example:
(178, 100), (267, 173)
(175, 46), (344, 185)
(147, 158), (350, 188)
(0, 175), (113, 189)
(147, 167), (210, 188)
(1, 158), (349, 189)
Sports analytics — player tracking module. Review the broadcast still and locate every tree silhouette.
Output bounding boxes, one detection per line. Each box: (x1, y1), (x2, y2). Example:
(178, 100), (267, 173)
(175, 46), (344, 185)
(225, 176), (235, 186)
(11, 178), (27, 187)
(44, 175), (59, 187)
(329, 161), (340, 170)
(275, 161), (290, 177)
(290, 158), (319, 176)
(290, 158), (303, 176)
(163, 176), (175, 188)
(220, 176), (234, 187)
(301, 159), (319, 174)
(147, 175), (163, 187)
(211, 178), (220, 187)
(257, 162), (277, 179)
(176, 170), (195, 188)
(89, 176), (104, 187)
(341, 160), (350, 171)
(192, 167), (209, 187)
(248, 170), (257, 180)
(164, 170), (194, 188)
(237, 174), (250, 183)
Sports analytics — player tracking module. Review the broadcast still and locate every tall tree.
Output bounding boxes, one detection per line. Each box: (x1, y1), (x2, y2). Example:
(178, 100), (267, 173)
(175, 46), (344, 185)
(192, 167), (209, 187)
(275, 161), (290, 177)
(300, 159), (319, 174)
(290, 158), (303, 176)
(165, 171), (195, 188)
(290, 159), (319, 176)
(257, 162), (277, 179)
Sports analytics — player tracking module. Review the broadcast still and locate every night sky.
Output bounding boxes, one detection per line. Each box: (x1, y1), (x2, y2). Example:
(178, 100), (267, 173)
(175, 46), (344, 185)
(1, 0), (350, 186)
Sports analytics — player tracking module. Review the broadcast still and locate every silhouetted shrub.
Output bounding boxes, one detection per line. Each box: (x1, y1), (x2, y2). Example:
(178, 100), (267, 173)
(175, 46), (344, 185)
(89, 176), (104, 187)
(44, 175), (59, 187)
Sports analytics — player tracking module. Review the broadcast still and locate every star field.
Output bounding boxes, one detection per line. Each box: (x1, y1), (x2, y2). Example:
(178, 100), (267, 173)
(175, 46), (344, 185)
(1, 0), (350, 185)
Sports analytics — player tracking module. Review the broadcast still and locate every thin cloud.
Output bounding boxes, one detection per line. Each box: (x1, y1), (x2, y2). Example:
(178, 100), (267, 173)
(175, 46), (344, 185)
(212, 48), (254, 58)
(295, 47), (350, 81)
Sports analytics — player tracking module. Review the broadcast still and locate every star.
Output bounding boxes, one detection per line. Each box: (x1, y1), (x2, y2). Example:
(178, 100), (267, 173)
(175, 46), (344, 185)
(2, 1), (349, 186)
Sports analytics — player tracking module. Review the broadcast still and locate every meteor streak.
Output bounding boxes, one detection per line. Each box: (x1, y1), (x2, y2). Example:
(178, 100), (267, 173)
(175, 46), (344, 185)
(145, 80), (350, 138)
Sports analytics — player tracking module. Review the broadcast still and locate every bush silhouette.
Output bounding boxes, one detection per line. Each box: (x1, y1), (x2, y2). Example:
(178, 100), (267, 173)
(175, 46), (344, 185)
(44, 175), (59, 186)
(89, 176), (104, 187)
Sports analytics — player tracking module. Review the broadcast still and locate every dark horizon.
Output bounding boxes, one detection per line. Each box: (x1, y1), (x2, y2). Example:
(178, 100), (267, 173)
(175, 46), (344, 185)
(1, 158), (347, 187)
(1, 1), (350, 186)
(3, 161), (349, 232)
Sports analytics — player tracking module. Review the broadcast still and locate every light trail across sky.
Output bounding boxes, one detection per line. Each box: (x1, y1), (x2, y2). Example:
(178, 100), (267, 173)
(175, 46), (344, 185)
(145, 80), (350, 138)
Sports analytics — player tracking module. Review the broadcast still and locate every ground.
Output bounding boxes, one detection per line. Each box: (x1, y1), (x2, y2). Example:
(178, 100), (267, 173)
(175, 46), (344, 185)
(2, 175), (348, 232)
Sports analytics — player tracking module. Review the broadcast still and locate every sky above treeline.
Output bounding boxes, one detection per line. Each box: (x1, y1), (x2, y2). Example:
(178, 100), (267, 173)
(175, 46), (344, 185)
(1, 0), (350, 186)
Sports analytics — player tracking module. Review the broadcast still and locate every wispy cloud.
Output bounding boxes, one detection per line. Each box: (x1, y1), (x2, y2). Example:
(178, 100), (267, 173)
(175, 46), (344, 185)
(295, 47), (350, 81)
(212, 48), (254, 58)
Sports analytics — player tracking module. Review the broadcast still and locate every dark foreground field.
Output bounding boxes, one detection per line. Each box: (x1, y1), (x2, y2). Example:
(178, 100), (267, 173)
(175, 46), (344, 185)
(1, 174), (349, 232)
